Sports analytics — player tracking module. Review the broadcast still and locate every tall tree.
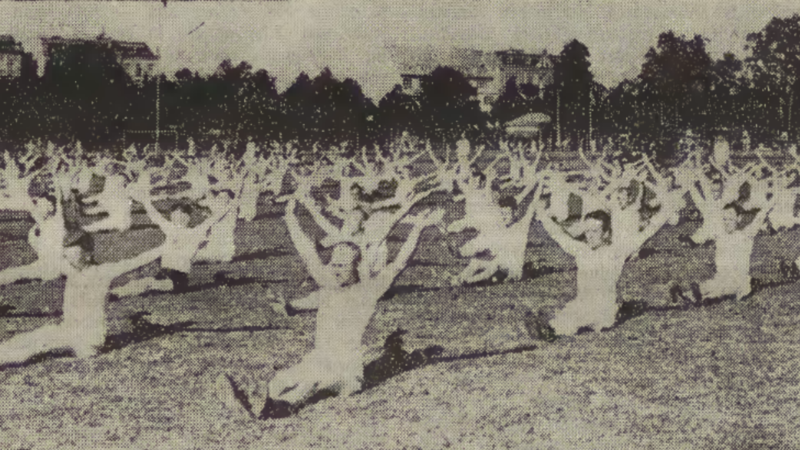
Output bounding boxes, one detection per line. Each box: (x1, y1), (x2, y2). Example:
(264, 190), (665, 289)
(543, 40), (600, 146)
(638, 31), (713, 141)
(746, 14), (800, 140)
(42, 38), (135, 149)
(375, 84), (423, 145)
(491, 77), (528, 124)
(708, 53), (746, 140)
(280, 71), (315, 146)
(416, 66), (487, 144)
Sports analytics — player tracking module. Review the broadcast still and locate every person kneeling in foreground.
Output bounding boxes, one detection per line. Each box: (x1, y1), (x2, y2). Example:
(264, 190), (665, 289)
(528, 193), (682, 342)
(223, 200), (444, 419)
(0, 233), (165, 365)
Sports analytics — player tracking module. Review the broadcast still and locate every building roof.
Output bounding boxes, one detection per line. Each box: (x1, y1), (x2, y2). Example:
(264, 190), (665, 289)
(42, 35), (158, 61)
(387, 45), (554, 78)
(0, 35), (26, 55)
(507, 112), (551, 127)
(110, 40), (158, 60)
(387, 45), (497, 78)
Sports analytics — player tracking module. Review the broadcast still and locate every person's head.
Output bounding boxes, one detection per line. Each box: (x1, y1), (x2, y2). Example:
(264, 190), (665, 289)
(170, 204), (193, 227)
(329, 242), (361, 287)
(616, 180), (640, 208)
(614, 186), (634, 209)
(498, 196), (517, 225)
(582, 210), (612, 249)
(470, 164), (487, 189)
(710, 178), (724, 201)
(722, 203), (743, 234)
(63, 232), (95, 269)
(31, 193), (57, 218)
(202, 189), (235, 212)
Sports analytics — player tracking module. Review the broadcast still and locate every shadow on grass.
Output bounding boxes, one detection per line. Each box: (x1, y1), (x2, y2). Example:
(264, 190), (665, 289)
(100, 311), (197, 353)
(379, 284), (442, 301)
(0, 311), (196, 370)
(256, 329), (539, 420)
(612, 272), (800, 329)
(192, 247), (294, 267)
(231, 248), (294, 263)
(103, 312), (291, 352)
(128, 273), (290, 301)
(256, 328), (447, 420)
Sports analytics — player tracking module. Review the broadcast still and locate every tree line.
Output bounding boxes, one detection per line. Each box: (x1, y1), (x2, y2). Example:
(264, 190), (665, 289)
(0, 14), (798, 159)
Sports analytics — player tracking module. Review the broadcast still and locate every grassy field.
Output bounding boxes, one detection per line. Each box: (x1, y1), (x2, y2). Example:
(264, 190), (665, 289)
(0, 193), (799, 449)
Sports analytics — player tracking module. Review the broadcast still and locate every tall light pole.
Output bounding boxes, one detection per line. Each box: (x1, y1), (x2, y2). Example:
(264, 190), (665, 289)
(155, 1), (166, 153)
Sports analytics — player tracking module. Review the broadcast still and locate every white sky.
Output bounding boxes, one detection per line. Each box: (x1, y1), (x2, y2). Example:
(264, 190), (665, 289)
(0, 1), (798, 99)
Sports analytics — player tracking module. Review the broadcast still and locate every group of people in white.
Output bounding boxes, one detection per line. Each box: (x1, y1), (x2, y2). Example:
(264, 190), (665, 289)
(0, 134), (796, 418)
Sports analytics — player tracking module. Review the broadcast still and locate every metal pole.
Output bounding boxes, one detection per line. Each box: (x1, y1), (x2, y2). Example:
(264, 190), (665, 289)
(556, 88), (561, 147)
(156, 77), (160, 153)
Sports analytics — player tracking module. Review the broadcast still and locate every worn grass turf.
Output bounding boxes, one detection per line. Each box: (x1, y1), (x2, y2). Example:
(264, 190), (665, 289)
(0, 200), (799, 449)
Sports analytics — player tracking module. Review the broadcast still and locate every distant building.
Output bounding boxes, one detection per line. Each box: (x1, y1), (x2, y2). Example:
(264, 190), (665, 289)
(41, 34), (159, 84)
(0, 35), (36, 79)
(387, 45), (556, 111)
(493, 49), (555, 92)
(506, 112), (551, 138)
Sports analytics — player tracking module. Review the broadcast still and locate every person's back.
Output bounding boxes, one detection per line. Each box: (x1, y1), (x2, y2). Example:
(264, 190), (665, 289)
(27, 214), (67, 280)
(704, 224), (757, 299)
(194, 208), (237, 263)
(314, 274), (393, 354)
(61, 265), (115, 356)
(161, 221), (206, 274)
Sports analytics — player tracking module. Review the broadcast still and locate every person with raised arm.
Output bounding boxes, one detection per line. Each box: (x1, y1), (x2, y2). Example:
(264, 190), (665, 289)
(256, 201), (444, 416)
(528, 171), (685, 340)
(695, 198), (774, 301)
(0, 232), (166, 365)
(109, 182), (238, 298)
(454, 192), (540, 284)
(82, 159), (133, 233)
(0, 150), (74, 285)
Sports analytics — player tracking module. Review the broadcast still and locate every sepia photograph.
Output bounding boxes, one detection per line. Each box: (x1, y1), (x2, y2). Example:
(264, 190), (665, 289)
(0, 0), (799, 448)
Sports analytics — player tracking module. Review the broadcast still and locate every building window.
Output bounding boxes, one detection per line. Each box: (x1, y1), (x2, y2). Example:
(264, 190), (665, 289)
(403, 77), (412, 90)
(136, 63), (142, 77)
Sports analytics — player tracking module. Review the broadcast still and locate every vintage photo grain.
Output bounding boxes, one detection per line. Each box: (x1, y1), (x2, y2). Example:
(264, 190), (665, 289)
(0, 1), (798, 448)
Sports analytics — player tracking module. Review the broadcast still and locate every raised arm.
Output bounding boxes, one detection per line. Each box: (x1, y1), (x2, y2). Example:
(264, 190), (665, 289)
(627, 190), (683, 252)
(537, 212), (584, 257)
(283, 198), (332, 287)
(139, 197), (174, 231)
(744, 202), (776, 238)
(296, 193), (342, 238)
(383, 208), (444, 280)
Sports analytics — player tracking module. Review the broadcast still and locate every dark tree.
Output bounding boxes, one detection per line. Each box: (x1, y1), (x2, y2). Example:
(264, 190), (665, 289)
(41, 38), (135, 149)
(638, 31), (713, 140)
(708, 53), (746, 140)
(746, 14), (800, 140)
(280, 71), (315, 146)
(491, 77), (528, 124)
(416, 66), (487, 145)
(543, 40), (601, 147)
(374, 84), (423, 145)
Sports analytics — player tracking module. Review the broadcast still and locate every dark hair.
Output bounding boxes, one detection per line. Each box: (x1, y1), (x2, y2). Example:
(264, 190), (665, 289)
(498, 196), (517, 210)
(65, 232), (95, 253)
(583, 210), (612, 234)
(624, 179), (640, 203)
(42, 194), (57, 206)
(171, 204), (193, 216)
(722, 202), (745, 216)
(214, 189), (235, 200)
(470, 164), (487, 186)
